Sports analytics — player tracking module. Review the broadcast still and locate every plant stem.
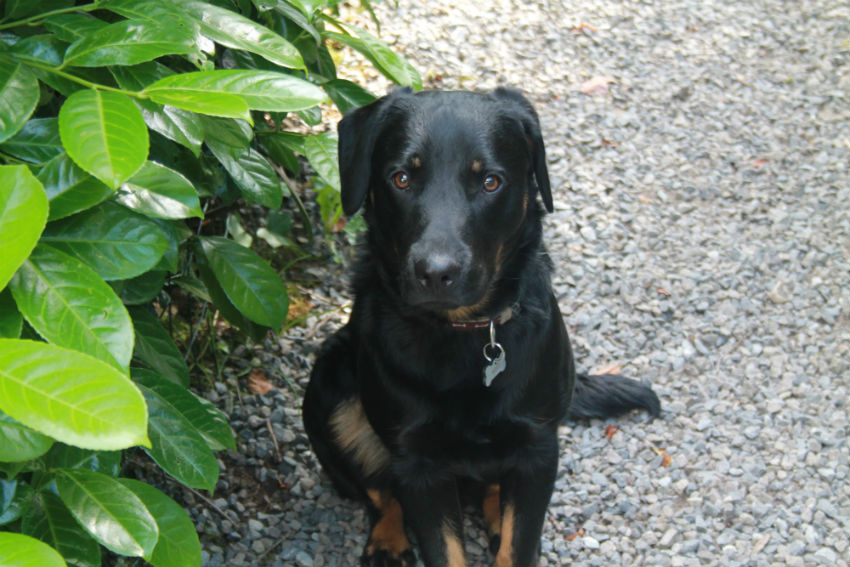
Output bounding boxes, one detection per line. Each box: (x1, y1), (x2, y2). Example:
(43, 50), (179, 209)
(21, 58), (147, 98)
(0, 2), (100, 31)
(315, 11), (350, 35)
(0, 151), (26, 165)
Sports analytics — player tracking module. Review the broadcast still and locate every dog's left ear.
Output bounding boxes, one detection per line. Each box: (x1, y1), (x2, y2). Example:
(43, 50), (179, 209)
(338, 87), (413, 216)
(491, 88), (553, 213)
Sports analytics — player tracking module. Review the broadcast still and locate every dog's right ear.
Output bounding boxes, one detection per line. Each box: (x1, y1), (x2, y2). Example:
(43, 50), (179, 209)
(338, 87), (412, 216)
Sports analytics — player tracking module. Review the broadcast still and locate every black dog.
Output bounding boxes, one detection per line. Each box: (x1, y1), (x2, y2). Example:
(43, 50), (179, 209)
(303, 88), (660, 567)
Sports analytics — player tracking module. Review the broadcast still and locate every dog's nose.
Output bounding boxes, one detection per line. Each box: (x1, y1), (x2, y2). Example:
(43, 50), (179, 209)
(414, 254), (461, 290)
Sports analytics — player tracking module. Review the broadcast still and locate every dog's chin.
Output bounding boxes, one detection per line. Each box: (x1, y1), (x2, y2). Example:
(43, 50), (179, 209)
(402, 289), (488, 315)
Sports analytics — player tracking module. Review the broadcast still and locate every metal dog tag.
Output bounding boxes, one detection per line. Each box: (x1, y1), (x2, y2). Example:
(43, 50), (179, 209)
(483, 343), (506, 387)
(482, 320), (506, 387)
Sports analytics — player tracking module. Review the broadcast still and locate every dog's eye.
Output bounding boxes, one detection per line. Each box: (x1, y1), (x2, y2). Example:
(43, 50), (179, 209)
(392, 171), (410, 190)
(483, 174), (502, 193)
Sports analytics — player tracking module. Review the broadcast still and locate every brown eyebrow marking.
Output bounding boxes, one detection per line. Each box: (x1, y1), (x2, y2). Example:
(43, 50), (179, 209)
(412, 155), (423, 168)
(471, 159), (483, 173)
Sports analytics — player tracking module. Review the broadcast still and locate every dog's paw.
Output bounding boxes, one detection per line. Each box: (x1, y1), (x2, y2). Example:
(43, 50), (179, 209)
(360, 545), (416, 567)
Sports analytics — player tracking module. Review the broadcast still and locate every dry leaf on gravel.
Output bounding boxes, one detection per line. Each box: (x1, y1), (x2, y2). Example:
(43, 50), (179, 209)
(565, 528), (586, 541)
(604, 424), (620, 441)
(651, 445), (672, 467)
(592, 363), (623, 375)
(580, 76), (615, 95)
(247, 369), (275, 395)
(571, 22), (597, 33)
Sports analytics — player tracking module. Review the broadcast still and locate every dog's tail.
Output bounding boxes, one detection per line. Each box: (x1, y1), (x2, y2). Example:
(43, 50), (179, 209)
(567, 373), (661, 420)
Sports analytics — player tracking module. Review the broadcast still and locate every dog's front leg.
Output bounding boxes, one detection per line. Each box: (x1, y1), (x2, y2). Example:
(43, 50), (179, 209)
(493, 435), (558, 566)
(398, 479), (466, 567)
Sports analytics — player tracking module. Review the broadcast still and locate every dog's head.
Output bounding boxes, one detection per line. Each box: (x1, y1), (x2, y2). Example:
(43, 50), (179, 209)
(338, 88), (552, 315)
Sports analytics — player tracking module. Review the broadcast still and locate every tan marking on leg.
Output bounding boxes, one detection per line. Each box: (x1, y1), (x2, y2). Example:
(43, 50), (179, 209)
(494, 502), (515, 567)
(328, 399), (390, 476)
(366, 494), (411, 559)
(443, 522), (467, 567)
(367, 489), (383, 509)
(483, 484), (501, 538)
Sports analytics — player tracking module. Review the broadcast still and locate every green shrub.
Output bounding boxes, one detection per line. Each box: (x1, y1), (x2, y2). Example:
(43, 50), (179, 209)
(0, 1), (420, 565)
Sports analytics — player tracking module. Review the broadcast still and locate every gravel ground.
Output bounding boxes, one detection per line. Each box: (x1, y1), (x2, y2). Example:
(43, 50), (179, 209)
(159, 1), (850, 566)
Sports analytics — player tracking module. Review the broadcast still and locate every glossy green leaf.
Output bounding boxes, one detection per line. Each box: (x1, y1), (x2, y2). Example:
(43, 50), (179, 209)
(56, 469), (157, 557)
(40, 201), (169, 281)
(58, 89), (149, 189)
(281, 0), (318, 15)
(138, 383), (219, 491)
(100, 0), (192, 24)
(226, 212), (252, 248)
(151, 218), (183, 273)
(303, 132), (340, 190)
(196, 258), (269, 342)
(0, 411), (54, 462)
(0, 57), (39, 143)
(133, 368), (234, 451)
(38, 153), (114, 221)
(120, 479), (202, 567)
(63, 19), (197, 68)
(326, 26), (422, 89)
(199, 236), (288, 329)
(200, 115), (253, 152)
(43, 444), (122, 476)
(145, 90), (249, 121)
(111, 269), (167, 306)
(4, 0), (74, 19)
(0, 533), (67, 567)
(22, 491), (101, 567)
(0, 339), (149, 450)
(0, 165), (48, 291)
(261, 130), (305, 154)
(144, 102), (206, 155)
(10, 34), (67, 66)
(0, 289), (22, 338)
(116, 161), (202, 219)
(183, 0), (303, 69)
(323, 78), (377, 115)
(112, 63), (204, 156)
(129, 307), (190, 387)
(144, 70), (327, 115)
(10, 244), (133, 370)
(172, 274), (211, 304)
(254, 0), (321, 44)
(43, 12), (108, 42)
(0, 478), (31, 526)
(260, 134), (300, 174)
(208, 141), (282, 208)
(297, 104), (322, 126)
(0, 118), (63, 164)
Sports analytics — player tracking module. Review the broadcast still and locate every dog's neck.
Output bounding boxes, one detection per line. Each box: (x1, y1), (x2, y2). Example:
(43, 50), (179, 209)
(447, 301), (520, 330)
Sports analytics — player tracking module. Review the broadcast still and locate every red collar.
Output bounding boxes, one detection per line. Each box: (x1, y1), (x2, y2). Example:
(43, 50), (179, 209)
(449, 303), (520, 330)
